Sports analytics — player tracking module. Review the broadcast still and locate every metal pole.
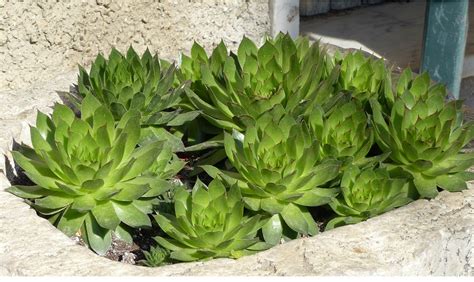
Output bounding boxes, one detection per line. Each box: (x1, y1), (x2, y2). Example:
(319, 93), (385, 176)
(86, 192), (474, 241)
(420, 0), (469, 99)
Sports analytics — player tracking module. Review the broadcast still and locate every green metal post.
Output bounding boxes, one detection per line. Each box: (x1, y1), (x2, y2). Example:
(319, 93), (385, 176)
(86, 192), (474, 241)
(420, 0), (469, 99)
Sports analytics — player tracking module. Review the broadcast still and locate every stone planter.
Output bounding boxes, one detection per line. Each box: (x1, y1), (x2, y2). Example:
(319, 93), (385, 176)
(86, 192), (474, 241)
(300, 0), (330, 16)
(0, 70), (473, 276)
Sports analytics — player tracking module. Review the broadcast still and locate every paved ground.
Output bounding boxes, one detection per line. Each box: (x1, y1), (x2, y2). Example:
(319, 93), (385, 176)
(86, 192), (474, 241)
(301, 1), (474, 72)
(301, 0), (474, 105)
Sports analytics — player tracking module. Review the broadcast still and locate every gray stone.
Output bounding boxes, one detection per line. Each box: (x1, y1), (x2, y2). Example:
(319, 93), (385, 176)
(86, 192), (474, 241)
(0, 72), (473, 275)
(300, 0), (330, 16)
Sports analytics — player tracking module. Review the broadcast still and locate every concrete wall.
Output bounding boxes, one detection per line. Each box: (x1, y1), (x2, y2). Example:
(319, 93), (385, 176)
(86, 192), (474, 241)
(270, 0), (299, 38)
(0, 0), (270, 90)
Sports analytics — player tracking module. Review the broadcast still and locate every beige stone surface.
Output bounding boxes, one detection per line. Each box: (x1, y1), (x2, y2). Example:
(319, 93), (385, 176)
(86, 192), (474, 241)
(0, 72), (473, 276)
(0, 0), (270, 91)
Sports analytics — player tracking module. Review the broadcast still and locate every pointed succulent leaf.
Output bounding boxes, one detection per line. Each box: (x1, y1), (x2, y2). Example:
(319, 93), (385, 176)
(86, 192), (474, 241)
(262, 214), (283, 246)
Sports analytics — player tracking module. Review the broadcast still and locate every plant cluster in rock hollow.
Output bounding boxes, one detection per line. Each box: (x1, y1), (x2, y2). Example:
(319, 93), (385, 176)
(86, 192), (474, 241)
(7, 33), (474, 265)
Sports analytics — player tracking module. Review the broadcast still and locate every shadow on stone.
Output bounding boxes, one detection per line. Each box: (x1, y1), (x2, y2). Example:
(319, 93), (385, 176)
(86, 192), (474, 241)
(56, 84), (81, 116)
(4, 139), (35, 186)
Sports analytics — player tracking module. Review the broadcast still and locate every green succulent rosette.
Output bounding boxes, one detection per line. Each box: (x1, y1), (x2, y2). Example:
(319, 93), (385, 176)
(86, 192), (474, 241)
(307, 100), (373, 164)
(333, 50), (391, 103)
(153, 179), (267, 262)
(7, 95), (184, 254)
(217, 106), (341, 243)
(70, 46), (198, 130)
(179, 33), (336, 132)
(326, 165), (414, 230)
(370, 69), (474, 198)
(141, 246), (170, 267)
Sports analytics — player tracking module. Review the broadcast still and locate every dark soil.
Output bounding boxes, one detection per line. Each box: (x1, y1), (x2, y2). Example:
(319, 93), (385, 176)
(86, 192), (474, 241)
(310, 205), (337, 232)
(70, 226), (164, 266)
(70, 233), (139, 264)
(104, 234), (140, 264)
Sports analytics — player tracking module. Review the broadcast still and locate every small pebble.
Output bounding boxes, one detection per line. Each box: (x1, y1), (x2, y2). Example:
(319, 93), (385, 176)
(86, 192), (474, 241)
(121, 252), (136, 265)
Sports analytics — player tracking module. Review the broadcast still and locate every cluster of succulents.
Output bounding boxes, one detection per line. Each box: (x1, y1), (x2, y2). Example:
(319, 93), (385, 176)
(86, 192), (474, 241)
(8, 34), (474, 266)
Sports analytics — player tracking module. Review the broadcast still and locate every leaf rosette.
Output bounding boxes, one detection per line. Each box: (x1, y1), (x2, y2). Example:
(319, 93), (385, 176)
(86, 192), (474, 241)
(370, 70), (474, 198)
(7, 95), (184, 254)
(180, 33), (335, 132)
(326, 165), (414, 229)
(153, 179), (267, 262)
(218, 106), (341, 242)
(70, 46), (198, 130)
(334, 51), (391, 102)
(307, 100), (373, 164)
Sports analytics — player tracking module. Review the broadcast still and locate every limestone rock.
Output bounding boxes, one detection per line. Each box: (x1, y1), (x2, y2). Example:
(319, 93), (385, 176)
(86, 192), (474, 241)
(0, 0), (270, 90)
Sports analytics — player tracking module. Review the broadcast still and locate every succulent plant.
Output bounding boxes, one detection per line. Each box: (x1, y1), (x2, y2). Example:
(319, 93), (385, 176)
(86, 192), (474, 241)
(7, 95), (184, 254)
(70, 46), (198, 130)
(216, 106), (341, 242)
(153, 179), (267, 262)
(326, 165), (414, 230)
(180, 33), (336, 132)
(141, 246), (170, 267)
(333, 51), (391, 103)
(307, 100), (373, 165)
(370, 69), (474, 198)
(7, 34), (473, 265)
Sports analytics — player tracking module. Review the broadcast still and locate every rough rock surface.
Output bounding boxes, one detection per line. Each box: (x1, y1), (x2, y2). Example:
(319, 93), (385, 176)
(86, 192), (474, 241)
(0, 0), (270, 90)
(0, 73), (473, 276)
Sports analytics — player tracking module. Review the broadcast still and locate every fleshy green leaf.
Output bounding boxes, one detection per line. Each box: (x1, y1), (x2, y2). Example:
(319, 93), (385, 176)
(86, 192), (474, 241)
(262, 214), (283, 245)
(280, 203), (309, 235)
(112, 201), (151, 228)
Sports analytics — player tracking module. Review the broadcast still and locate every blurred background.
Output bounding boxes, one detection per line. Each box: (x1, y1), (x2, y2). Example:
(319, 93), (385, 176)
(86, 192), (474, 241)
(298, 0), (474, 104)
